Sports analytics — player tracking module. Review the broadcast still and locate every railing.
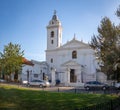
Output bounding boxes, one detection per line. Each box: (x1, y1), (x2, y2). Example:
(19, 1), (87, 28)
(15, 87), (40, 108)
(51, 87), (120, 95)
(75, 97), (120, 110)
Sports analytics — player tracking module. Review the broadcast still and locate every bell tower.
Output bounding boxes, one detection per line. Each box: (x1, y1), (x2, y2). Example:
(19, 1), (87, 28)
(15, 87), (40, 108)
(46, 10), (62, 50)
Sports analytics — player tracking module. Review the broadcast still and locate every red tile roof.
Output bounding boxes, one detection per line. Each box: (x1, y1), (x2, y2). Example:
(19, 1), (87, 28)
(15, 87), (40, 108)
(22, 58), (34, 66)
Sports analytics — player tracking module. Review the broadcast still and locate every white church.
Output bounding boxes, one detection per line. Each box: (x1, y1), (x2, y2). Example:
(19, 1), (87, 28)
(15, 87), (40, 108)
(21, 11), (107, 86)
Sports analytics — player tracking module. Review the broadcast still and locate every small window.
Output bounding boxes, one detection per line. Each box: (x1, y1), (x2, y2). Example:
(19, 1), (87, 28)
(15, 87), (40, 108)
(34, 74), (38, 78)
(43, 73), (45, 80)
(51, 31), (54, 37)
(51, 67), (53, 70)
(52, 21), (54, 24)
(51, 40), (54, 44)
(72, 50), (77, 59)
(41, 70), (42, 73)
(51, 58), (53, 63)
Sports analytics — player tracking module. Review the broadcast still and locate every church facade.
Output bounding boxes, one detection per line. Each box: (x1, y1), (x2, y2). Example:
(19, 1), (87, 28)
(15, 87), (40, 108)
(45, 11), (102, 86)
(19, 11), (106, 86)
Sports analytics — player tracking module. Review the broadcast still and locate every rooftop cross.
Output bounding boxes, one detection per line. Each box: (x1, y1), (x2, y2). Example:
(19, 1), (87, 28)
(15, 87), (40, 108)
(54, 10), (57, 15)
(73, 33), (76, 40)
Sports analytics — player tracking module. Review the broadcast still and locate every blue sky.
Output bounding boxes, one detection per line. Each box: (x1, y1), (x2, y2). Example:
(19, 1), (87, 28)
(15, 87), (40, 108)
(0, 0), (119, 61)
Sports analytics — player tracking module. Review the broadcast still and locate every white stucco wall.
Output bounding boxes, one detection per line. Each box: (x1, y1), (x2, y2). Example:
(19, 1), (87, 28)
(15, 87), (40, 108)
(21, 61), (49, 82)
(46, 47), (97, 75)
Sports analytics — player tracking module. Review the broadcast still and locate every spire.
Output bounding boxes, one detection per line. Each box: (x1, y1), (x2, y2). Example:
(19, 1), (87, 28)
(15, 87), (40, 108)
(52, 10), (58, 20)
(48, 10), (61, 26)
(54, 10), (57, 15)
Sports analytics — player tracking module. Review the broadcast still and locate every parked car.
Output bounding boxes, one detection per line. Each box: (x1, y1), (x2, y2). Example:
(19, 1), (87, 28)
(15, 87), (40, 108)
(84, 81), (109, 90)
(115, 82), (120, 89)
(28, 79), (50, 87)
(22, 80), (28, 85)
(0, 79), (6, 83)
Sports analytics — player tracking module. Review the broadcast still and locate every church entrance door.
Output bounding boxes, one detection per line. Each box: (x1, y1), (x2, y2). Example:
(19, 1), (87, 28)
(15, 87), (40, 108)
(70, 69), (76, 82)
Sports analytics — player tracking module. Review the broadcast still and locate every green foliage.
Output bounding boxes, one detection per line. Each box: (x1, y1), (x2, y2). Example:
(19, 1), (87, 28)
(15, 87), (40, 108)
(0, 42), (24, 78)
(116, 5), (120, 18)
(90, 17), (120, 80)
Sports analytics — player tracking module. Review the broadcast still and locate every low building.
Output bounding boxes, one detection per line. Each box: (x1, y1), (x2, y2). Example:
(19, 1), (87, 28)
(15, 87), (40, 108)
(21, 59), (48, 82)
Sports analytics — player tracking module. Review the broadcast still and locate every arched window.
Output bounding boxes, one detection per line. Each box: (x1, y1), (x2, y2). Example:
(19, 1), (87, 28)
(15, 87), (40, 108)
(51, 31), (54, 37)
(51, 67), (53, 70)
(51, 58), (53, 63)
(72, 50), (77, 59)
(52, 21), (54, 24)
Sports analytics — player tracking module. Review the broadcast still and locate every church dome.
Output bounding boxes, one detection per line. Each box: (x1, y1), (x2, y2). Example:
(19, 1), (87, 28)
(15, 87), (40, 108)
(52, 14), (58, 20)
(48, 10), (61, 26)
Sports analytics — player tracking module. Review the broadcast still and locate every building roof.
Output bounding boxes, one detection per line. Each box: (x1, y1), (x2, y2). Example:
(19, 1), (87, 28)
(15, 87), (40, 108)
(61, 37), (89, 48)
(46, 37), (92, 53)
(47, 10), (61, 27)
(22, 57), (34, 66)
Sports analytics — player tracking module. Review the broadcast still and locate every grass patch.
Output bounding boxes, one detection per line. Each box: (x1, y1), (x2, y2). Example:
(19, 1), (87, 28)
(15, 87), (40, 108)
(0, 84), (118, 110)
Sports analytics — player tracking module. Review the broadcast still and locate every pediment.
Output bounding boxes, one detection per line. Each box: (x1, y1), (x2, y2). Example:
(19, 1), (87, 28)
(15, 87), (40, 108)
(60, 38), (90, 49)
(61, 60), (81, 67)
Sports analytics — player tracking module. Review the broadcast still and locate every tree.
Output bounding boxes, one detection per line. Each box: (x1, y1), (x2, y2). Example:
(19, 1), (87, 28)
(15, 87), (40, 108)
(113, 58), (120, 81)
(113, 5), (120, 81)
(116, 5), (120, 18)
(0, 42), (24, 81)
(90, 17), (120, 80)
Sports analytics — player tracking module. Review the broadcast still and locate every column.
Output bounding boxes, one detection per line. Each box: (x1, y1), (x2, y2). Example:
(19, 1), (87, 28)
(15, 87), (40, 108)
(51, 68), (56, 86)
(65, 68), (70, 86)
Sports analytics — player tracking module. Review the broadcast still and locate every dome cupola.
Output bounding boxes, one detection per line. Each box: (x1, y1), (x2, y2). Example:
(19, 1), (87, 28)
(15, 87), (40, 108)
(48, 10), (61, 26)
(52, 10), (58, 20)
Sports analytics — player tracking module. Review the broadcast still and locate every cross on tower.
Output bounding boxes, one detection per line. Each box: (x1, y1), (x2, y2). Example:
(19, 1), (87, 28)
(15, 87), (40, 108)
(54, 10), (57, 15)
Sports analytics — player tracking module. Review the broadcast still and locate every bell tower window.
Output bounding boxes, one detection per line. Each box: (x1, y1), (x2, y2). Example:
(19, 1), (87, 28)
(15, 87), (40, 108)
(51, 58), (53, 63)
(51, 31), (54, 37)
(51, 40), (54, 44)
(52, 21), (54, 24)
(72, 50), (77, 59)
